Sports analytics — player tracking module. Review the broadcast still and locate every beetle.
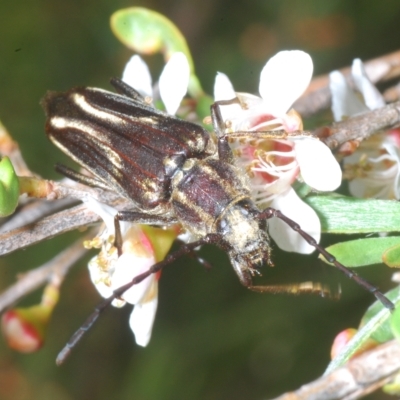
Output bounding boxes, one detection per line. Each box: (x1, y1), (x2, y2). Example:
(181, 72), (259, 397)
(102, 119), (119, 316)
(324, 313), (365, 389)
(42, 78), (394, 363)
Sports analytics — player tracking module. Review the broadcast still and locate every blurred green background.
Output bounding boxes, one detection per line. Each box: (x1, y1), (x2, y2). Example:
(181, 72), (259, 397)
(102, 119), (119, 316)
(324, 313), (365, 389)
(1, 1), (400, 399)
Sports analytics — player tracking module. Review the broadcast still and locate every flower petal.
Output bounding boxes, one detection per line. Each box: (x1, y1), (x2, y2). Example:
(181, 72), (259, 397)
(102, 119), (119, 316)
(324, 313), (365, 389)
(111, 253), (156, 304)
(382, 143), (400, 199)
(122, 55), (153, 98)
(214, 72), (236, 101)
(351, 59), (385, 110)
(329, 70), (368, 121)
(293, 138), (342, 191)
(348, 179), (368, 198)
(84, 197), (137, 240)
(259, 50), (313, 116)
(159, 52), (190, 115)
(84, 197), (117, 234)
(87, 256), (115, 300)
(269, 188), (320, 254)
(213, 72), (243, 123)
(129, 292), (158, 347)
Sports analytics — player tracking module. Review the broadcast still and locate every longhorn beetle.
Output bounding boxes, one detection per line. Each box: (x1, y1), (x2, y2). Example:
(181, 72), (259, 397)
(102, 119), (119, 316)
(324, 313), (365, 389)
(42, 77), (394, 364)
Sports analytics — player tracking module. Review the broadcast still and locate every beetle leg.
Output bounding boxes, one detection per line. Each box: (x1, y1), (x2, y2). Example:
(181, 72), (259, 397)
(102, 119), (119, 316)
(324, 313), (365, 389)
(55, 163), (112, 191)
(114, 211), (178, 256)
(116, 210), (177, 225)
(109, 77), (148, 104)
(210, 99), (295, 163)
(210, 99), (238, 165)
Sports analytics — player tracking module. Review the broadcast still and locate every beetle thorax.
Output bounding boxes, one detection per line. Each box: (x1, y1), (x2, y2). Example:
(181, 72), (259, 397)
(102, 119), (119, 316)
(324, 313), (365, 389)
(171, 158), (254, 237)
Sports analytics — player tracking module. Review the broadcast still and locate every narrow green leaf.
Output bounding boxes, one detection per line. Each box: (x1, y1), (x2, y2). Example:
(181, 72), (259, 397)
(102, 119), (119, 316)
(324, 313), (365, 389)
(390, 306), (400, 341)
(304, 194), (400, 234)
(319, 237), (400, 267)
(325, 287), (400, 374)
(360, 287), (400, 342)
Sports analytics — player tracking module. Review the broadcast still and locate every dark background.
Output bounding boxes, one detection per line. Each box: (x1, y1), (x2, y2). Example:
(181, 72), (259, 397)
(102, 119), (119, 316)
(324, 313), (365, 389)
(1, 1), (400, 399)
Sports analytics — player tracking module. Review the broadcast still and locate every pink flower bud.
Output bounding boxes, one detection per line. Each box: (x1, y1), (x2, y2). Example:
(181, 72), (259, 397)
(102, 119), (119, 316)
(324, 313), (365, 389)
(2, 307), (47, 352)
(330, 328), (379, 360)
(1, 283), (59, 353)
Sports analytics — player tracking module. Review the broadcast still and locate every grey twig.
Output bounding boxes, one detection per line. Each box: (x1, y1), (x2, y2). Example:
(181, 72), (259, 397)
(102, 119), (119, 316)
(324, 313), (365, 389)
(0, 182), (133, 256)
(270, 340), (400, 400)
(0, 234), (92, 312)
(0, 203), (100, 256)
(295, 49), (400, 117)
(316, 101), (400, 150)
(0, 197), (77, 233)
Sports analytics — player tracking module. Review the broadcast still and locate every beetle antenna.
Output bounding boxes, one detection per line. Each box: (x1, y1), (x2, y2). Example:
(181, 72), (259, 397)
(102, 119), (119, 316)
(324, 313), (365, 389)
(259, 207), (395, 310)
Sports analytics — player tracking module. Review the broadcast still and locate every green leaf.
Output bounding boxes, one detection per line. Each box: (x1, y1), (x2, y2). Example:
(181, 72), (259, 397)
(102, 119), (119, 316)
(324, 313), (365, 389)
(319, 237), (400, 267)
(325, 286), (400, 374)
(390, 305), (400, 341)
(304, 194), (400, 234)
(0, 156), (19, 217)
(360, 286), (400, 343)
(110, 7), (203, 98)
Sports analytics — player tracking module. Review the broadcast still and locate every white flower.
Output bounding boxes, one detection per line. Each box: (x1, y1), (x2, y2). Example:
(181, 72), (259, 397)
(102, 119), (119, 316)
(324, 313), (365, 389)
(330, 58), (385, 122)
(330, 59), (400, 199)
(344, 131), (400, 199)
(214, 50), (342, 253)
(84, 198), (159, 347)
(122, 52), (190, 115)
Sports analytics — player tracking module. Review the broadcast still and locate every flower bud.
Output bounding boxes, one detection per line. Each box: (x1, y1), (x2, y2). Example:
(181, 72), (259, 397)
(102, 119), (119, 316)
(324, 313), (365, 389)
(330, 328), (379, 360)
(0, 156), (19, 217)
(1, 283), (59, 353)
